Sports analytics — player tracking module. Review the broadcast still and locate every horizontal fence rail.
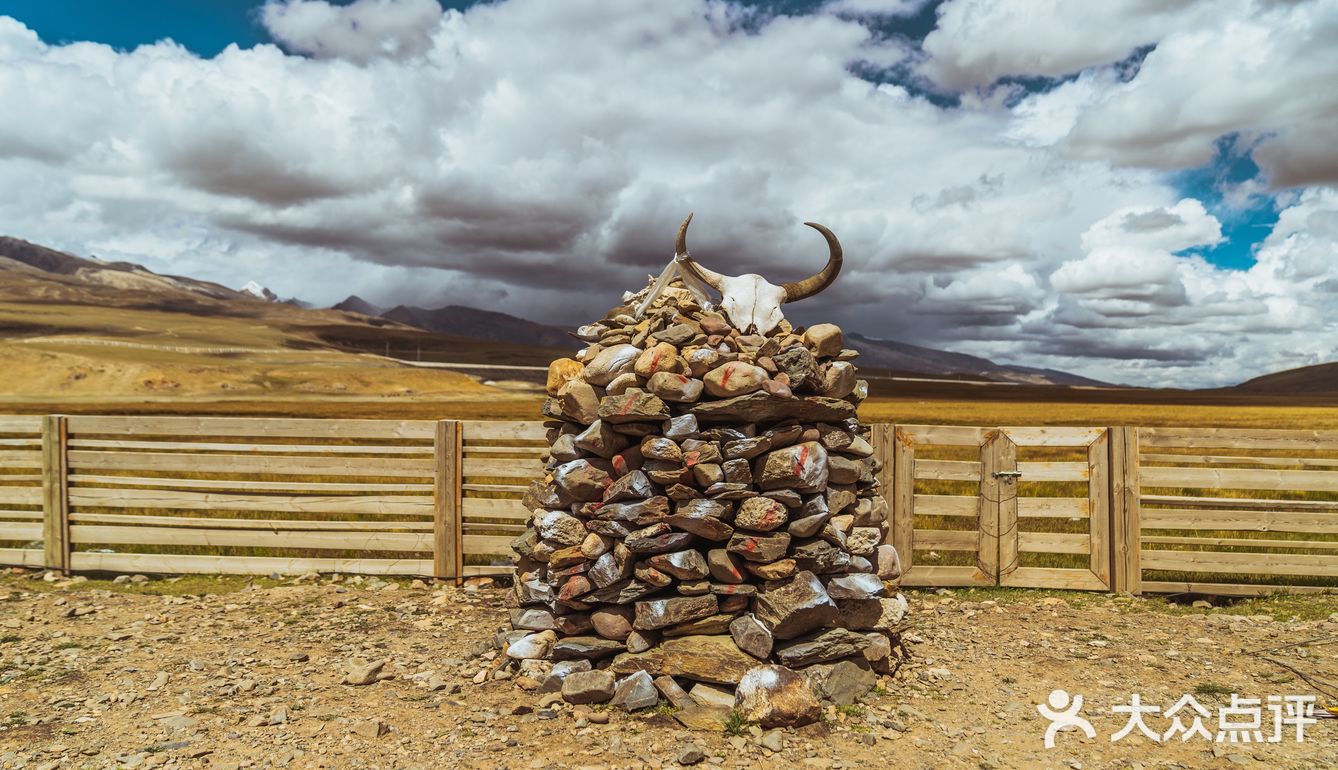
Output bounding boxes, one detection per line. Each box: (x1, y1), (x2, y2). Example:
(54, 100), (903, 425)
(0, 416), (1335, 594)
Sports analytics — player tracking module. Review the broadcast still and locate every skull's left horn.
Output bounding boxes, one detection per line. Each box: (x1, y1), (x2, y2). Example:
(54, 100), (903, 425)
(781, 222), (843, 302)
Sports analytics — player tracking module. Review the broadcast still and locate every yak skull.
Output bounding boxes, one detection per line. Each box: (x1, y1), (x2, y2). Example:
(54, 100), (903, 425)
(673, 213), (843, 336)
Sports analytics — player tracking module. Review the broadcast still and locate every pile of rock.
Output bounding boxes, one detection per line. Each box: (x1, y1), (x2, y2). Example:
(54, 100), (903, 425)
(502, 273), (907, 728)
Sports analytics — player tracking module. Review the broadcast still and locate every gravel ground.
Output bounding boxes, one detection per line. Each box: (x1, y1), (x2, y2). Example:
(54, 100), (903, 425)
(1, 570), (1334, 770)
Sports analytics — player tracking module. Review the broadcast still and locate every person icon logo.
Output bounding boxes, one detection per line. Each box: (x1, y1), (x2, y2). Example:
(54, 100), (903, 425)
(1037, 689), (1097, 748)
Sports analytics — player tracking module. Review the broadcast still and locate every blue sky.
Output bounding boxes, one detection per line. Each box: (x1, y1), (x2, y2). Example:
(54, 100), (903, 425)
(0, 0), (1332, 387)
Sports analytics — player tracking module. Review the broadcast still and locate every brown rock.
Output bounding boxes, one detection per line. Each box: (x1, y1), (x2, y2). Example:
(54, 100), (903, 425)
(555, 380), (600, 423)
(726, 532), (791, 563)
(706, 548), (745, 583)
(745, 558), (797, 580)
(734, 665), (821, 728)
(591, 606), (635, 641)
(735, 496), (789, 531)
(598, 392), (670, 423)
(755, 442), (828, 492)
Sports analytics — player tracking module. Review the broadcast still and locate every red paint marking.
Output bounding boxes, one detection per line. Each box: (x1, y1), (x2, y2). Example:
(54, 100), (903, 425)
(618, 395), (635, 415)
(793, 444), (810, 477)
(720, 364), (735, 387)
(612, 456), (627, 474)
(684, 450), (699, 468)
(649, 350), (664, 372)
(601, 476), (614, 488)
(590, 501), (604, 510)
(677, 374), (690, 384)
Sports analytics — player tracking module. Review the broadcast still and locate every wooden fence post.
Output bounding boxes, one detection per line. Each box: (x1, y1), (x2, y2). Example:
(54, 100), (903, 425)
(1109, 426), (1141, 594)
(433, 420), (463, 585)
(41, 415), (70, 573)
(888, 426), (915, 574)
(978, 429), (1017, 583)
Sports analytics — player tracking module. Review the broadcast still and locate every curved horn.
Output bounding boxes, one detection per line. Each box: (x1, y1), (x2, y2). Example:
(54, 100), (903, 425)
(781, 222), (843, 302)
(673, 213), (725, 291)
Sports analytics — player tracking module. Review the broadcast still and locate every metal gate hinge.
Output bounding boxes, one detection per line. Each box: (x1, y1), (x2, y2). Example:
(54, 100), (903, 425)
(992, 471), (1023, 479)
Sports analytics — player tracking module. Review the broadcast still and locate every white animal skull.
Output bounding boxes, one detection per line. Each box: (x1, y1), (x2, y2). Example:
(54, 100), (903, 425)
(673, 213), (843, 336)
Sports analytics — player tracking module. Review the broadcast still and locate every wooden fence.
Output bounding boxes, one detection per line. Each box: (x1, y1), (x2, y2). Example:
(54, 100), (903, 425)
(1, 416), (1335, 594)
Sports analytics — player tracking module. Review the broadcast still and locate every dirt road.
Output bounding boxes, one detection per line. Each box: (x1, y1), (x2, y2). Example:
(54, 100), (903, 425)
(1, 572), (1334, 770)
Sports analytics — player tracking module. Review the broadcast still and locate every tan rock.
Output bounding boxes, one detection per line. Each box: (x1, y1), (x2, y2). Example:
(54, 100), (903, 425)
(546, 358), (585, 396)
(635, 342), (685, 377)
(703, 362), (769, 398)
(802, 323), (844, 358)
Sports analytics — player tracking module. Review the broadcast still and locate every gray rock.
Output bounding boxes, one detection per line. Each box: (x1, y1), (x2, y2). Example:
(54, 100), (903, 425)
(774, 628), (872, 667)
(663, 413), (699, 439)
(585, 578), (660, 604)
(729, 613), (773, 659)
(610, 670), (660, 711)
(551, 636), (626, 661)
(540, 660), (592, 692)
(828, 594), (909, 631)
(574, 420), (631, 459)
(824, 573), (885, 600)
(634, 595), (719, 631)
(561, 669), (617, 704)
(805, 659), (876, 706)
(625, 523), (695, 554)
(553, 460), (612, 503)
(753, 570), (837, 640)
(583, 344), (641, 386)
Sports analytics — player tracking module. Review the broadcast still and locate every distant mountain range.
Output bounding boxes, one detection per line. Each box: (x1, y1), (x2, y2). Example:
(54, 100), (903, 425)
(2, 233), (1334, 399)
(330, 295), (1109, 387)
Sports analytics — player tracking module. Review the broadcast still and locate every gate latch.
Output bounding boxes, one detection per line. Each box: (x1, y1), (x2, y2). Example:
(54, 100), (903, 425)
(992, 471), (1023, 479)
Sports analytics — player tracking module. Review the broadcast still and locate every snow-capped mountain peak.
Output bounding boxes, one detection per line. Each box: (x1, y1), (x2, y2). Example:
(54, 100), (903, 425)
(240, 280), (278, 301)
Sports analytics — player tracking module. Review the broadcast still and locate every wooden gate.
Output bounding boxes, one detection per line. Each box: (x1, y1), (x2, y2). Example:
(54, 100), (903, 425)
(878, 425), (1114, 590)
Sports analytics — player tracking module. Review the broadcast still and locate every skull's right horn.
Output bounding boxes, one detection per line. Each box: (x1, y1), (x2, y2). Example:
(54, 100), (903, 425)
(781, 222), (843, 302)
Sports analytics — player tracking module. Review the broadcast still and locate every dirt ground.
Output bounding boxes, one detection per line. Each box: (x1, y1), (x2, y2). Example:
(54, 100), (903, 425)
(1, 571), (1334, 770)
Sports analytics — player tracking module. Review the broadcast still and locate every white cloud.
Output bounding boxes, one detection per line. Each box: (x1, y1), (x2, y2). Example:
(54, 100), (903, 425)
(920, 0), (1218, 90)
(260, 0), (444, 62)
(0, 0), (1334, 387)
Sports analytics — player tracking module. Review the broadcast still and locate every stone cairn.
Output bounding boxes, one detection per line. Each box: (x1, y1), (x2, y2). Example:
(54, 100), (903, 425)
(501, 216), (907, 729)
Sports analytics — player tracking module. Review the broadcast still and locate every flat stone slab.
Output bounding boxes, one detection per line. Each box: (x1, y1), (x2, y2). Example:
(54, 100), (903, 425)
(608, 634), (757, 685)
(690, 392), (856, 424)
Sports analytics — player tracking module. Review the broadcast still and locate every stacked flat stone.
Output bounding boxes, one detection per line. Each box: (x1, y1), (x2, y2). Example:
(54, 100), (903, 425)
(502, 275), (907, 727)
